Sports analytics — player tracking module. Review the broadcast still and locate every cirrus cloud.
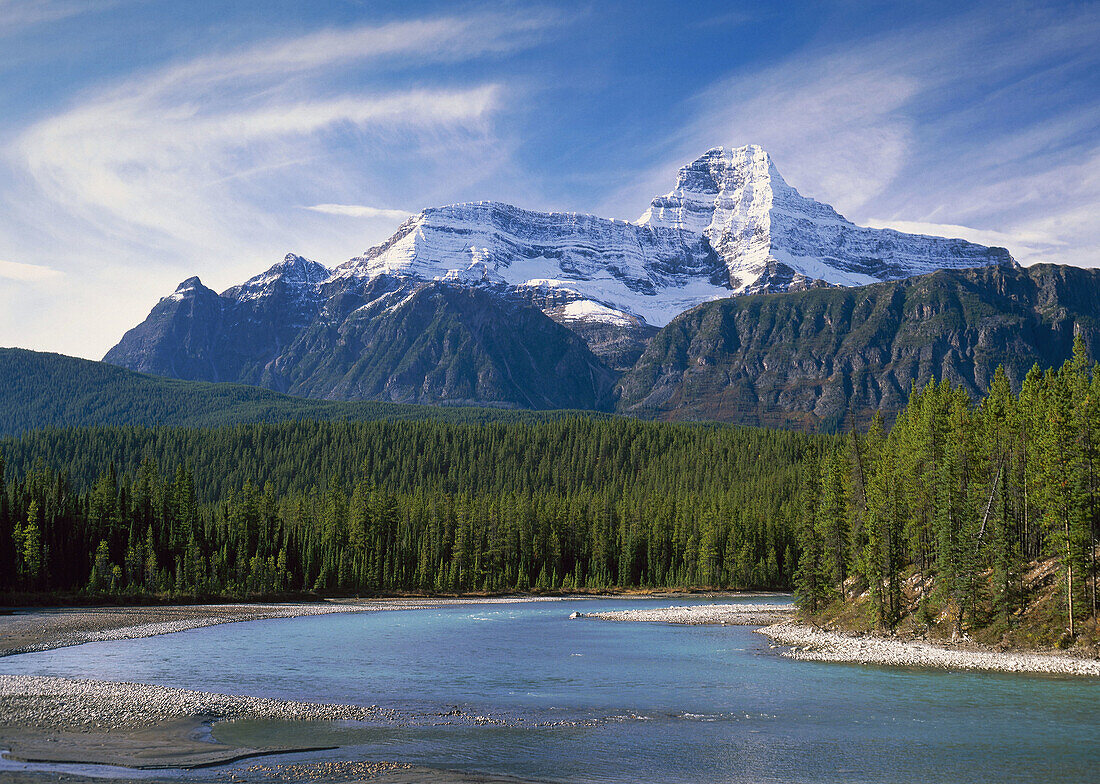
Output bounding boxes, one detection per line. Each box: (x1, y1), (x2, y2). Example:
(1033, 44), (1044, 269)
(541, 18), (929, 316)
(0, 257), (62, 282)
(305, 204), (414, 220)
(0, 10), (556, 357)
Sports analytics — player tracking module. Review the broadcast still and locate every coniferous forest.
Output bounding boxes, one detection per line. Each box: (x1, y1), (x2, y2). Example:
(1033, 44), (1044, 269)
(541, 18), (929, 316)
(4, 339), (1099, 645)
(797, 337), (1100, 643)
(0, 418), (813, 597)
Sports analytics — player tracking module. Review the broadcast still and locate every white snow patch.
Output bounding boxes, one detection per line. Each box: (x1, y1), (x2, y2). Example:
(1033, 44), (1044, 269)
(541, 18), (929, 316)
(560, 300), (635, 326)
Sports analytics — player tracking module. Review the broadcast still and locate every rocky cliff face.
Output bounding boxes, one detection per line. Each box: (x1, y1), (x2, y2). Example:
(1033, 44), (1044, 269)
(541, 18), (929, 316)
(638, 146), (1014, 293)
(104, 255), (330, 385)
(615, 264), (1100, 429)
(107, 260), (616, 410)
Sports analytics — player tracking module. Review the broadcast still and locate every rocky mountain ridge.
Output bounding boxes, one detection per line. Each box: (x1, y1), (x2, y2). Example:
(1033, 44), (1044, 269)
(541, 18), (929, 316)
(617, 264), (1100, 429)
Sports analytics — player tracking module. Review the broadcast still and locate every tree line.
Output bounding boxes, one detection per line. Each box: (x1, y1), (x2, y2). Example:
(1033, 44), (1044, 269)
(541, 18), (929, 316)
(1, 418), (814, 597)
(796, 337), (1100, 639)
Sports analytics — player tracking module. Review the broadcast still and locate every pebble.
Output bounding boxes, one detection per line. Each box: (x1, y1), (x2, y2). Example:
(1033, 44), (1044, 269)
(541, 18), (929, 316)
(0, 674), (399, 729)
(579, 603), (797, 626)
(756, 622), (1100, 676)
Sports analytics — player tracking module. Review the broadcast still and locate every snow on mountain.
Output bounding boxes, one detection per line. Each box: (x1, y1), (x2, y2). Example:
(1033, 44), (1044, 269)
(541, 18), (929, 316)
(330, 201), (725, 327)
(639, 145), (1014, 294)
(330, 144), (1013, 327)
(222, 253), (331, 303)
(164, 276), (209, 302)
(105, 143), (1022, 408)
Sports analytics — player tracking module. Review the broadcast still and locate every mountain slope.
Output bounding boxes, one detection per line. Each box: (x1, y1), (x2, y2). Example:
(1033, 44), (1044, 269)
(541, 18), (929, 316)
(0, 348), (605, 436)
(616, 264), (1100, 429)
(103, 254), (330, 383)
(266, 282), (617, 409)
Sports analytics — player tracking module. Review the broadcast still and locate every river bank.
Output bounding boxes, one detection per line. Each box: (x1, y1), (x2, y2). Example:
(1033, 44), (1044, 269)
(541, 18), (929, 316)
(758, 621), (1100, 676)
(572, 602), (796, 625)
(0, 598), (580, 657)
(0, 671), (561, 780)
(576, 603), (1100, 676)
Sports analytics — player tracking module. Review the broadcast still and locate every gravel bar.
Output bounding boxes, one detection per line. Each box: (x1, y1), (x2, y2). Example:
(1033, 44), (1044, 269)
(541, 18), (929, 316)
(573, 603), (796, 625)
(758, 622), (1100, 676)
(0, 674), (397, 730)
(0, 598), (567, 657)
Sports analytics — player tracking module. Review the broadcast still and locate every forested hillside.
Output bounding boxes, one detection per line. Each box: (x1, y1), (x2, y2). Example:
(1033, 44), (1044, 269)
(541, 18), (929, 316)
(0, 348), (597, 436)
(619, 263), (1100, 429)
(0, 418), (817, 598)
(797, 336), (1100, 646)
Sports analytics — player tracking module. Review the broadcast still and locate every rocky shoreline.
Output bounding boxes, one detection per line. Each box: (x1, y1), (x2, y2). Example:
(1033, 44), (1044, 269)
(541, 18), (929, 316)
(573, 601), (1100, 676)
(573, 602), (796, 625)
(0, 673), (555, 775)
(758, 622), (1100, 677)
(0, 674), (397, 730)
(0, 597), (569, 657)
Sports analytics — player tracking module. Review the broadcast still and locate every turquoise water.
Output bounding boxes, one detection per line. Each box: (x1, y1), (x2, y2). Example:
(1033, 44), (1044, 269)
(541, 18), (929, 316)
(1, 597), (1097, 783)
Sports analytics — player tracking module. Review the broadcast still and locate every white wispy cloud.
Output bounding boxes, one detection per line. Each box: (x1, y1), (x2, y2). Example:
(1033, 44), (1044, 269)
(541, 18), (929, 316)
(0, 0), (103, 35)
(0, 257), (62, 281)
(10, 11), (538, 252)
(864, 219), (1066, 265)
(305, 204), (413, 220)
(607, 4), (1100, 268)
(17, 84), (501, 248)
(0, 11), (554, 356)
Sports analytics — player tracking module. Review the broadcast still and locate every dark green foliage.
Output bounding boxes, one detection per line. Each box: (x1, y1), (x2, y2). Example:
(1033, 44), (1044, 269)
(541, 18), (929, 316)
(799, 336), (1100, 638)
(0, 348), (611, 437)
(618, 263), (1100, 429)
(0, 416), (816, 596)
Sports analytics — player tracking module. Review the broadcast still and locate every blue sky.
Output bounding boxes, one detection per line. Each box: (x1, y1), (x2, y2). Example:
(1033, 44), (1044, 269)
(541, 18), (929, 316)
(0, 0), (1098, 358)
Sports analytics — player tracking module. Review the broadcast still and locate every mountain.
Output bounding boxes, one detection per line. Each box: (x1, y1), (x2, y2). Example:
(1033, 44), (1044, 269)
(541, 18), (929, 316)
(105, 144), (1015, 409)
(638, 146), (1013, 294)
(23, 264), (1100, 435)
(259, 282), (617, 409)
(330, 144), (1013, 327)
(0, 348), (604, 436)
(616, 264), (1100, 430)
(106, 268), (616, 410)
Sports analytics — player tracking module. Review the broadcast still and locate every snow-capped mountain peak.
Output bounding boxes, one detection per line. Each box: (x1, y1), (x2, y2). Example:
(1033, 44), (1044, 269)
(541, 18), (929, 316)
(161, 275), (213, 303)
(639, 144), (791, 235)
(638, 144), (1012, 293)
(222, 253), (331, 303)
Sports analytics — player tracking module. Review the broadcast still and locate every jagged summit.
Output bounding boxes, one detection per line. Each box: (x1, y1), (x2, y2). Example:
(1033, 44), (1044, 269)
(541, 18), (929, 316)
(220, 253), (331, 307)
(273, 253), (331, 282)
(639, 144), (1013, 293)
(639, 144), (791, 233)
(231, 253), (330, 290)
(162, 276), (215, 304)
